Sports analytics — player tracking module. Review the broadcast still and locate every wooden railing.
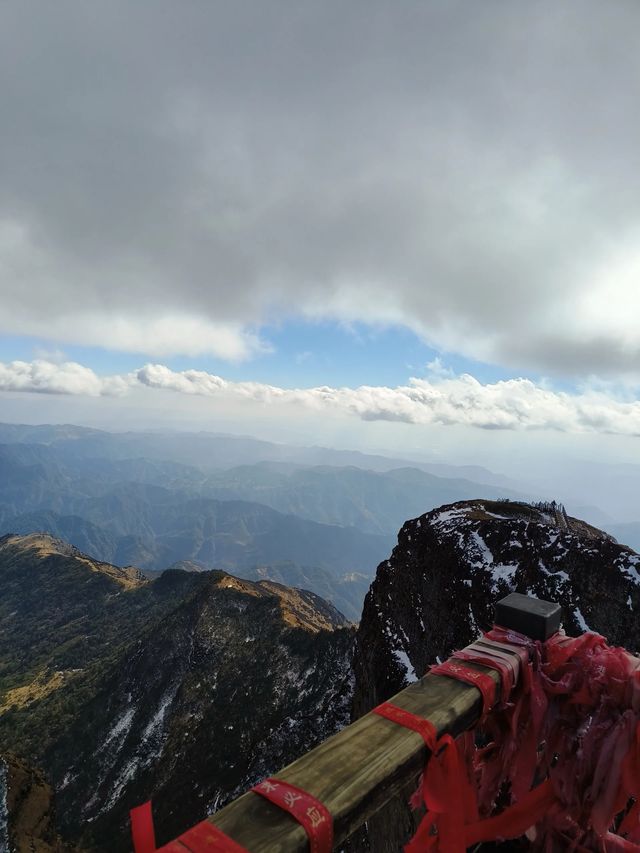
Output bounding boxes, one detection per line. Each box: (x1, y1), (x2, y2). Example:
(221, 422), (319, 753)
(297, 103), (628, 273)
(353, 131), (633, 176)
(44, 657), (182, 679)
(168, 594), (560, 851)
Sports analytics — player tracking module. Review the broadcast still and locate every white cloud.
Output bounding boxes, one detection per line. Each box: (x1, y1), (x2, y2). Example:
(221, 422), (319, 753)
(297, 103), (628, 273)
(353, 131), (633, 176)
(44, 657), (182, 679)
(0, 360), (131, 397)
(4, 359), (639, 437)
(425, 358), (455, 380)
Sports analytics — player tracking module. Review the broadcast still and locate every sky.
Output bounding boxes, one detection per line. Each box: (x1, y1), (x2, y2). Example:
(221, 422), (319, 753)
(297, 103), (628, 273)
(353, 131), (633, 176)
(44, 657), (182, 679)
(1, 1), (640, 480)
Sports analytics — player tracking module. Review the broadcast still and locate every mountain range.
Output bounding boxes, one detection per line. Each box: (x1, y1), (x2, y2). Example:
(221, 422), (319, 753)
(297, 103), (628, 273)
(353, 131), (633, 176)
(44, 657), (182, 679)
(0, 423), (520, 486)
(0, 424), (541, 620)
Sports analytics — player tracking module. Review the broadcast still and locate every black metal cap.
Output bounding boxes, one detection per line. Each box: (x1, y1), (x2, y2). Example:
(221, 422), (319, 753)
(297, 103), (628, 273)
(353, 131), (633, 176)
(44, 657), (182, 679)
(495, 592), (562, 641)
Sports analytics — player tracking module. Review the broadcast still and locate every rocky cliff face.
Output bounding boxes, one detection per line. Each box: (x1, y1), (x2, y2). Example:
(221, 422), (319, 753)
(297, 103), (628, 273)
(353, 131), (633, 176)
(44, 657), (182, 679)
(350, 499), (640, 851)
(353, 499), (640, 716)
(0, 535), (354, 851)
(0, 753), (74, 853)
(54, 573), (354, 850)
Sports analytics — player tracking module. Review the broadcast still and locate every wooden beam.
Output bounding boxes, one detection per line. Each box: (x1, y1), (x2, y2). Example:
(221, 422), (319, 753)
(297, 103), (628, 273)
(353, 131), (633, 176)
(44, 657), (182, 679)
(206, 659), (515, 851)
(160, 594), (563, 851)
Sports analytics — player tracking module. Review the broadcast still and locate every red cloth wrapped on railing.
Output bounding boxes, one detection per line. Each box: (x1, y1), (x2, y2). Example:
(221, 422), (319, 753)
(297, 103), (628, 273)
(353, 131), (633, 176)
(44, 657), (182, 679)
(378, 626), (640, 851)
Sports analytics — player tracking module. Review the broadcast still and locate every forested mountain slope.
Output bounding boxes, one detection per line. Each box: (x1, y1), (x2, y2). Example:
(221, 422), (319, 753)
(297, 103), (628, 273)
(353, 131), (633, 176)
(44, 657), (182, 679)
(0, 535), (354, 851)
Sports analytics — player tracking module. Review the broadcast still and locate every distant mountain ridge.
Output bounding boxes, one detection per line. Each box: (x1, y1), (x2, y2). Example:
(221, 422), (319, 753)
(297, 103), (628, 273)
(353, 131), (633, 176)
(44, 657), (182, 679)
(0, 432), (528, 536)
(0, 422), (519, 484)
(0, 428), (533, 619)
(197, 462), (527, 535)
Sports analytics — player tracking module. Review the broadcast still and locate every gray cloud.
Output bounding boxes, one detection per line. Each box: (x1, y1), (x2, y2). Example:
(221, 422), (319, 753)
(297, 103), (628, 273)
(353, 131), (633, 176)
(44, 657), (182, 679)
(2, 2), (640, 372)
(3, 358), (640, 436)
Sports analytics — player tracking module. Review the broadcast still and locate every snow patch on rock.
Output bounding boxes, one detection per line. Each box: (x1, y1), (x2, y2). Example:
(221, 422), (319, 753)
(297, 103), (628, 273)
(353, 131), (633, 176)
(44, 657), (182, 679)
(490, 563), (518, 587)
(101, 706), (135, 751)
(574, 608), (593, 633)
(434, 508), (468, 526)
(622, 563), (640, 586)
(470, 531), (494, 567)
(393, 649), (417, 683)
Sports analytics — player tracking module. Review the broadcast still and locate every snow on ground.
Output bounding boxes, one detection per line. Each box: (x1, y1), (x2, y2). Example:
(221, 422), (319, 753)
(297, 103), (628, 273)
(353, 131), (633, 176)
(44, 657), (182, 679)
(537, 560), (569, 582)
(490, 564), (518, 586)
(393, 649), (418, 683)
(101, 684), (180, 816)
(573, 608), (593, 633)
(468, 604), (479, 637)
(101, 706), (135, 751)
(622, 562), (640, 586)
(141, 682), (180, 745)
(99, 757), (140, 816)
(433, 508), (468, 525)
(59, 771), (78, 791)
(469, 531), (494, 567)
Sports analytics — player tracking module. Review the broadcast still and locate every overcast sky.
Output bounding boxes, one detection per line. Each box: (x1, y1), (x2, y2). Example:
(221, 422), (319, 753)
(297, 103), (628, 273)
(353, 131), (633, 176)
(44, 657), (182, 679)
(1, 1), (640, 462)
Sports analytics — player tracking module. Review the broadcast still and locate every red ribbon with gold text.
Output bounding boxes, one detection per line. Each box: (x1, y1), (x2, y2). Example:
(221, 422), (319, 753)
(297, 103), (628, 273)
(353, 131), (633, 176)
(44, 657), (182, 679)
(252, 777), (333, 853)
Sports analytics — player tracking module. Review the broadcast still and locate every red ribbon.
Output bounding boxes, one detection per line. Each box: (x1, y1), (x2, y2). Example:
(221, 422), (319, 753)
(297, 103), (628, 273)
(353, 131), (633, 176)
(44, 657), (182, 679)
(451, 644), (516, 704)
(131, 801), (156, 853)
(134, 627), (640, 852)
(429, 659), (497, 716)
(373, 701), (476, 852)
(252, 777), (333, 853)
(373, 701), (438, 749)
(372, 631), (535, 850)
(131, 802), (248, 853)
(166, 820), (249, 852)
(464, 778), (557, 845)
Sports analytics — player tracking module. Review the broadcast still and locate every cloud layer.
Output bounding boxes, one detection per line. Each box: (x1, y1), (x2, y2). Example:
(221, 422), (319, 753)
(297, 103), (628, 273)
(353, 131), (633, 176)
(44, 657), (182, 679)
(2, 359), (639, 437)
(2, 2), (640, 374)
(0, 360), (129, 397)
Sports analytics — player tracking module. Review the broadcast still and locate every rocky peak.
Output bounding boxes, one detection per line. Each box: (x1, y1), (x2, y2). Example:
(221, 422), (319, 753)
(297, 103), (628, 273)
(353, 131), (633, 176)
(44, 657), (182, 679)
(353, 499), (640, 717)
(253, 579), (351, 631)
(0, 532), (147, 588)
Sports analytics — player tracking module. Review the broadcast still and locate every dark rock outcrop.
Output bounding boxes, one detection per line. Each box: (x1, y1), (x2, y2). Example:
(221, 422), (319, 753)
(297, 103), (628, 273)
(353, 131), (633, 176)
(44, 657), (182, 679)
(353, 499), (639, 716)
(0, 753), (74, 852)
(351, 499), (640, 850)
